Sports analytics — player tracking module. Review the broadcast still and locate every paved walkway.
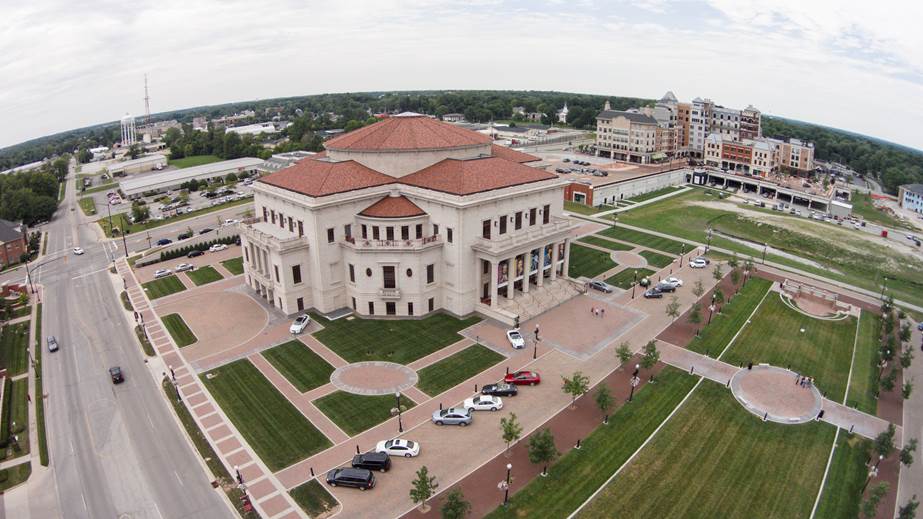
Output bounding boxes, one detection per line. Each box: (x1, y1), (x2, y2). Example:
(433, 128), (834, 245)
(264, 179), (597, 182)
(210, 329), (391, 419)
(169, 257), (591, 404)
(897, 320), (923, 512)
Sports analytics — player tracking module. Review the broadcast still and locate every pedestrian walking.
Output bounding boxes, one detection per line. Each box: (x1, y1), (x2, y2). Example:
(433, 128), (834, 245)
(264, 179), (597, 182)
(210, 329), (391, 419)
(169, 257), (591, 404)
(601, 307), (606, 318)
(590, 306), (595, 316)
(799, 377), (805, 388)
(795, 373), (800, 385)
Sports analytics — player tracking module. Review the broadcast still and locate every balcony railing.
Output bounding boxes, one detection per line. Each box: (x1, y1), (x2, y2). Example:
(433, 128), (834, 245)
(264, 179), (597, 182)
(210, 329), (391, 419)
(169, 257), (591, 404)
(241, 219), (309, 252)
(342, 234), (443, 250)
(472, 218), (574, 255)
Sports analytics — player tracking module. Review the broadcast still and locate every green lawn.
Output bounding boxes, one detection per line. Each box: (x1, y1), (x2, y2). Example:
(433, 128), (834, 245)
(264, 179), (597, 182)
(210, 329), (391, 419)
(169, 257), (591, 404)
(221, 257), (244, 275)
(721, 294), (857, 402)
(568, 244), (616, 278)
(263, 340), (334, 392)
(850, 191), (912, 230)
(81, 181), (117, 195)
(186, 265), (224, 286)
(597, 226), (691, 255)
(638, 249), (674, 268)
(576, 381), (835, 519)
(1, 379), (30, 460)
(78, 197), (97, 216)
(290, 480), (338, 517)
(98, 197), (251, 237)
(605, 268), (655, 289)
(416, 344), (505, 396)
(814, 433), (872, 519)
(34, 303), (48, 466)
(169, 154), (222, 168)
(687, 277), (773, 355)
(486, 368), (698, 519)
(626, 185), (684, 203)
(845, 311), (881, 413)
(0, 322), (30, 376)
(135, 325), (155, 356)
(202, 359), (331, 471)
(141, 276), (187, 299)
(162, 313), (197, 347)
(564, 201), (613, 215)
(0, 462), (31, 492)
(577, 235), (633, 251)
(312, 312), (480, 365)
(313, 391), (415, 436)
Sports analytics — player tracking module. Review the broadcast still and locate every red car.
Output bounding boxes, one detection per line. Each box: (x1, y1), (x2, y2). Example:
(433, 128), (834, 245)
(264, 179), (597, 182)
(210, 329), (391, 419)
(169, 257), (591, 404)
(504, 370), (541, 386)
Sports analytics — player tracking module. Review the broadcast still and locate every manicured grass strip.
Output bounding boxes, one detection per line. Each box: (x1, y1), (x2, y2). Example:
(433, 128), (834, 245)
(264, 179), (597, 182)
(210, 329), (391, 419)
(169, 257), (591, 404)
(34, 303), (48, 466)
(185, 265), (224, 286)
(135, 325), (156, 357)
(687, 277), (772, 355)
(141, 276), (187, 299)
(814, 433), (872, 519)
(98, 197), (251, 237)
(202, 359), (331, 471)
(263, 340), (335, 393)
(220, 257), (244, 275)
(578, 235), (633, 251)
(11, 306), (31, 319)
(575, 381), (835, 519)
(564, 201), (606, 215)
(169, 154), (222, 168)
(845, 311), (881, 414)
(638, 249), (674, 268)
(120, 291), (133, 311)
(568, 244), (616, 279)
(626, 185), (683, 203)
(605, 268), (655, 289)
(290, 480), (338, 517)
(485, 367), (697, 519)
(0, 379), (31, 460)
(314, 391), (416, 437)
(161, 378), (260, 519)
(0, 322), (30, 376)
(416, 344), (505, 396)
(78, 197), (97, 216)
(312, 312), (480, 365)
(162, 313), (197, 347)
(0, 462), (31, 492)
(722, 294), (857, 402)
(597, 226), (690, 255)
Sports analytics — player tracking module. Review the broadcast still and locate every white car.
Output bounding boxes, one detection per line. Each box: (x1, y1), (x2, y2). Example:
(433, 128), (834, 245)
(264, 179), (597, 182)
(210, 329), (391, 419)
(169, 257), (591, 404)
(153, 269), (173, 279)
(223, 219), (239, 226)
(175, 263), (195, 272)
(290, 314), (311, 334)
(375, 438), (420, 458)
(463, 395), (503, 412)
(72, 247), (85, 255)
(664, 276), (683, 287)
(506, 329), (525, 349)
(689, 259), (708, 269)
(209, 243), (228, 252)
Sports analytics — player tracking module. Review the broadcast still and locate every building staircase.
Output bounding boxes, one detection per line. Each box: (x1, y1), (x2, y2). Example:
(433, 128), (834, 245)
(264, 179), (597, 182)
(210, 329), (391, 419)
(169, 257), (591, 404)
(497, 278), (581, 323)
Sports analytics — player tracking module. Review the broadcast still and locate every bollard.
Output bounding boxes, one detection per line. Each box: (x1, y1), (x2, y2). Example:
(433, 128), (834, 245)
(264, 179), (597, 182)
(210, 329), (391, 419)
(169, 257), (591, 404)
(506, 366), (510, 375)
(439, 402), (443, 410)
(310, 467), (315, 477)
(475, 384), (478, 393)
(763, 412), (768, 421)
(690, 365), (695, 374)
(849, 425), (854, 434)
(604, 414), (609, 425)
(726, 379), (730, 387)
(575, 439), (581, 450)
(356, 445), (360, 454)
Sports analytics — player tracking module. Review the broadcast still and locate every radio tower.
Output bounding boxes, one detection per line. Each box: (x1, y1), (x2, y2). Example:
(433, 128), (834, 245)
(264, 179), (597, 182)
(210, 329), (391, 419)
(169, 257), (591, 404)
(144, 74), (151, 123)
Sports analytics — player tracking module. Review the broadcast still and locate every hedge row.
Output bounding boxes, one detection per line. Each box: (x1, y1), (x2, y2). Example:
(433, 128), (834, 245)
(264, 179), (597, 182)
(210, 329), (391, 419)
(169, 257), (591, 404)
(0, 378), (12, 448)
(160, 235), (239, 262)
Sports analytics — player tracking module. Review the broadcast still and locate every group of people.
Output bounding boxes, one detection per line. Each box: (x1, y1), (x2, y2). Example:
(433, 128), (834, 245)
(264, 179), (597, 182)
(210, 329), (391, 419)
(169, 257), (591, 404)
(796, 374), (814, 389)
(590, 306), (606, 318)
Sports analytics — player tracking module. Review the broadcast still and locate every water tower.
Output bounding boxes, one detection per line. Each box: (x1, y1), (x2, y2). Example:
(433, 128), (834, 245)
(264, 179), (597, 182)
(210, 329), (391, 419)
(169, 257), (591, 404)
(121, 113), (137, 146)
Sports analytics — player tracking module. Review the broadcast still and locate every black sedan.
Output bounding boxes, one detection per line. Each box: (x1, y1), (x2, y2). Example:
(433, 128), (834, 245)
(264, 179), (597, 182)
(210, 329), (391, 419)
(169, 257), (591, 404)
(481, 383), (518, 397)
(109, 366), (125, 384)
(643, 288), (664, 299)
(198, 227), (214, 235)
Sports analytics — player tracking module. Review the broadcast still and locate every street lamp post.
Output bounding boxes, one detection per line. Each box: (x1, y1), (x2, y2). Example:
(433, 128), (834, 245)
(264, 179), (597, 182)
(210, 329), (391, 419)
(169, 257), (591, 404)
(631, 271), (638, 299)
(503, 463), (512, 506)
(762, 243), (767, 264)
(708, 293), (716, 324)
(679, 243), (685, 267)
(880, 276), (888, 301)
(705, 227), (713, 254)
(395, 392), (404, 433)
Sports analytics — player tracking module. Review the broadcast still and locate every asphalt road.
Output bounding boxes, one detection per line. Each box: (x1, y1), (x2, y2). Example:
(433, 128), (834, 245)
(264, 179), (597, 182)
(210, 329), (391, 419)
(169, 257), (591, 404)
(6, 162), (231, 518)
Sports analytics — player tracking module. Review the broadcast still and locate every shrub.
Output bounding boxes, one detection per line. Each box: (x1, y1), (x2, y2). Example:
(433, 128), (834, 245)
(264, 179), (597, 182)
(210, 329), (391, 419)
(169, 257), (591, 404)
(160, 234), (238, 262)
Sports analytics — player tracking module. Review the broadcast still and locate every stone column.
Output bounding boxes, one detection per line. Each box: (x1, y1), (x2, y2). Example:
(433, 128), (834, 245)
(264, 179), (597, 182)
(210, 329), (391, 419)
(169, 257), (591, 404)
(505, 258), (515, 302)
(489, 259), (499, 308)
(562, 239), (572, 278)
(551, 244), (559, 281)
(522, 252), (530, 294)
(536, 247), (544, 287)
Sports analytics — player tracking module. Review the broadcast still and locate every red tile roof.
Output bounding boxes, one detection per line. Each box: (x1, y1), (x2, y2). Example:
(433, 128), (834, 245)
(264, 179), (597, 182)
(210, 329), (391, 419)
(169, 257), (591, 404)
(400, 157), (557, 196)
(358, 195), (426, 218)
(258, 158), (394, 197)
(490, 144), (540, 163)
(325, 115), (491, 152)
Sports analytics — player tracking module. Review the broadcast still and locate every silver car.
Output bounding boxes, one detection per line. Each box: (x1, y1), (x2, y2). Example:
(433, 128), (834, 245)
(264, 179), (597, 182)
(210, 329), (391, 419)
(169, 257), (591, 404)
(431, 407), (472, 426)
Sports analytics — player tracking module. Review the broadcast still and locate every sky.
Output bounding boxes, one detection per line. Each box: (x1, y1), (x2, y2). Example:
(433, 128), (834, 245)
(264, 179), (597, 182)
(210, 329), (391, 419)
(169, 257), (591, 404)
(1, 0), (922, 150)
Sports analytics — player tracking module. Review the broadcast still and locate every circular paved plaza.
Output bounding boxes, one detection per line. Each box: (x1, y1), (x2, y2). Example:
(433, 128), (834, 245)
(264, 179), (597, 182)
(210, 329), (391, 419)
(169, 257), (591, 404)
(330, 362), (419, 396)
(730, 365), (822, 424)
(611, 251), (646, 268)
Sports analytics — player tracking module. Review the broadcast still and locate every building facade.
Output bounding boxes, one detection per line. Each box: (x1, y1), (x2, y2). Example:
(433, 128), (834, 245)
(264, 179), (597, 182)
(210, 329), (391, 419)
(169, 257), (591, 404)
(595, 102), (659, 164)
(704, 133), (814, 176)
(899, 184), (923, 214)
(0, 219), (28, 267)
(240, 113), (577, 323)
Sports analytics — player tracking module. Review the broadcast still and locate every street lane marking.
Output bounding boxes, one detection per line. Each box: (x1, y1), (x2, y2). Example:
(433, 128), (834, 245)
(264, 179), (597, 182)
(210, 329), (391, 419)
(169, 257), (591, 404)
(174, 470), (184, 487)
(71, 267), (111, 280)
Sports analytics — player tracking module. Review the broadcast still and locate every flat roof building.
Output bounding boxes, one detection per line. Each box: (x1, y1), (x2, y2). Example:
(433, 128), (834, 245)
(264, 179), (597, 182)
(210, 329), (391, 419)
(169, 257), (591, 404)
(120, 157), (263, 198)
(108, 154), (168, 177)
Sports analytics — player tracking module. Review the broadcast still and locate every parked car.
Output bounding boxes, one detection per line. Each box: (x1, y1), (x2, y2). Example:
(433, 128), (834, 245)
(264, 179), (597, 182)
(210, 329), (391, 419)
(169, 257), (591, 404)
(504, 370), (541, 386)
(47, 336), (59, 353)
(177, 232), (192, 240)
(154, 269), (172, 279)
(432, 407), (472, 426)
(198, 227), (214, 235)
(463, 395), (503, 412)
(689, 259), (708, 269)
(175, 263), (195, 272)
(375, 438), (420, 458)
(643, 288), (664, 299)
(223, 219), (240, 226)
(506, 329), (525, 349)
(655, 282), (676, 293)
(663, 277), (683, 287)
(109, 366), (125, 384)
(187, 249), (205, 258)
(692, 256), (710, 265)
(209, 243), (228, 252)
(290, 314), (311, 334)
(72, 247), (85, 255)
(156, 238), (173, 246)
(481, 383), (518, 397)
(588, 280), (614, 293)
(351, 452), (391, 473)
(325, 467), (375, 490)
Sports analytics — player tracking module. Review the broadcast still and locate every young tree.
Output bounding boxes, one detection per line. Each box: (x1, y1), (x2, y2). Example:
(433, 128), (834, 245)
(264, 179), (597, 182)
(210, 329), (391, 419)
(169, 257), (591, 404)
(688, 303), (703, 335)
(902, 347), (915, 369)
(441, 488), (472, 519)
(904, 379), (914, 400)
(527, 428), (559, 476)
(409, 465), (439, 512)
(692, 280), (705, 298)
(900, 438), (918, 467)
(730, 268), (741, 287)
(727, 253), (740, 271)
(666, 296), (681, 321)
(875, 423), (897, 460)
(500, 413), (522, 456)
(561, 371), (590, 409)
(615, 341), (633, 366)
(594, 385), (614, 423)
(713, 288), (725, 310)
(641, 340), (660, 381)
(862, 482), (890, 519)
(881, 368), (898, 392)
(898, 495), (919, 519)
(712, 264), (724, 281)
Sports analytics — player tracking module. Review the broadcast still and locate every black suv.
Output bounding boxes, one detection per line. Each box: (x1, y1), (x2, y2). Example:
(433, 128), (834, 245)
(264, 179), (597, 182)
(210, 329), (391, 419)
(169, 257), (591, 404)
(177, 232), (192, 240)
(326, 467), (375, 490)
(109, 366), (125, 384)
(351, 452), (391, 473)
(481, 383), (518, 397)
(187, 249), (205, 258)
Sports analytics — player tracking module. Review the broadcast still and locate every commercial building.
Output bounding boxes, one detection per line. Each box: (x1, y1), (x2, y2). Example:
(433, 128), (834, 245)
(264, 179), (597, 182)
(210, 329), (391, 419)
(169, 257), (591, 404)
(0, 219), (28, 267)
(703, 134), (814, 175)
(240, 113), (578, 325)
(595, 102), (659, 164)
(256, 151), (318, 175)
(107, 154), (168, 177)
(225, 122), (278, 136)
(899, 184), (923, 214)
(441, 113), (465, 123)
(120, 157), (263, 198)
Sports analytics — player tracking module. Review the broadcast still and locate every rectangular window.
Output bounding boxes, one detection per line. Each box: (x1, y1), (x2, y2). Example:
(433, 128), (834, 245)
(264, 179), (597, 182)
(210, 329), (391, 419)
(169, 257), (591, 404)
(273, 265), (280, 282)
(297, 297), (304, 311)
(262, 207), (268, 222)
(499, 215), (507, 234)
(543, 204), (550, 224)
(244, 248), (249, 262)
(361, 224), (368, 239)
(297, 220), (304, 237)
(433, 224), (439, 235)
(373, 226), (380, 240)
(344, 224), (352, 239)
(408, 302), (414, 316)
(386, 302), (396, 316)
(426, 264), (434, 284)
(349, 264), (355, 283)
(482, 219), (491, 239)
(382, 266), (396, 289)
(447, 228), (453, 243)
(415, 224), (423, 239)
(288, 217), (294, 232)
(515, 211), (522, 230)
(386, 227), (394, 241)
(327, 228), (335, 243)
(530, 208), (537, 226)
(368, 301), (374, 315)
(270, 210), (276, 223)
(292, 265), (302, 284)
(278, 212), (284, 229)
(352, 297), (357, 310)
(401, 226), (409, 240)
(428, 297), (434, 312)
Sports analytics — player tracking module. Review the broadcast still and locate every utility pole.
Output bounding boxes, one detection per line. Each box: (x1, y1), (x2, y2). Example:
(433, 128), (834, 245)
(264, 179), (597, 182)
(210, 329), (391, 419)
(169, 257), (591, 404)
(144, 74), (151, 124)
